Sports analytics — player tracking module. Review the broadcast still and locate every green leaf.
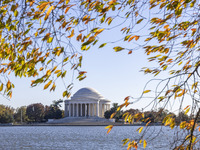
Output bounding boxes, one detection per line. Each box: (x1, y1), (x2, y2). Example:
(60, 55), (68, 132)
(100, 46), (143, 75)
(113, 46), (124, 52)
(136, 18), (143, 24)
(99, 43), (107, 48)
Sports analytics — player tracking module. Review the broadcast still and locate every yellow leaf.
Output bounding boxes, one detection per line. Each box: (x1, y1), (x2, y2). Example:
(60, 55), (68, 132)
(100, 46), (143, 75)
(44, 80), (52, 89)
(44, 5), (54, 20)
(54, 70), (61, 74)
(143, 90), (151, 94)
(180, 121), (186, 129)
(0, 83), (3, 91)
(68, 29), (74, 38)
(7, 80), (11, 89)
(136, 127), (143, 133)
(142, 113), (145, 118)
(143, 140), (147, 148)
(139, 127), (143, 133)
(66, 0), (70, 4)
(105, 125), (113, 129)
(185, 107), (190, 114)
(122, 138), (130, 146)
(105, 125), (113, 134)
(110, 112), (116, 119)
(38, 2), (50, 10)
(139, 139), (142, 144)
(41, 4), (49, 14)
(117, 106), (121, 111)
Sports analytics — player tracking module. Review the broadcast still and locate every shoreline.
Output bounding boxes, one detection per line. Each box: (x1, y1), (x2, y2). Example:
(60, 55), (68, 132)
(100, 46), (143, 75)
(0, 122), (163, 127)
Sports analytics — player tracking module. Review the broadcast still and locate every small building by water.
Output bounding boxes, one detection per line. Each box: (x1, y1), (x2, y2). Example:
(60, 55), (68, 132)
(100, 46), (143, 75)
(47, 87), (113, 124)
(64, 87), (111, 118)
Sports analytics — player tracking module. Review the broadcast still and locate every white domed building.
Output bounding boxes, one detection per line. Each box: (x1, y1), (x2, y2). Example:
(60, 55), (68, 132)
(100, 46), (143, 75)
(64, 87), (111, 118)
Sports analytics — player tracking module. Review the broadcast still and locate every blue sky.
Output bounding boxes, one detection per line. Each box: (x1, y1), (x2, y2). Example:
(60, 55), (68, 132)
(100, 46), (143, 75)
(0, 3), (192, 113)
(1, 40), (152, 110)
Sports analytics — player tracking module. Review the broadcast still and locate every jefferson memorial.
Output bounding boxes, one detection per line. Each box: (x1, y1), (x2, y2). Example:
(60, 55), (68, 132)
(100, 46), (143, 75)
(64, 87), (111, 118)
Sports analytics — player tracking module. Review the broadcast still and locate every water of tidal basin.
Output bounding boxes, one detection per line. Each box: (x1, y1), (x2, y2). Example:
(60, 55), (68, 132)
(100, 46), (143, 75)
(0, 126), (185, 150)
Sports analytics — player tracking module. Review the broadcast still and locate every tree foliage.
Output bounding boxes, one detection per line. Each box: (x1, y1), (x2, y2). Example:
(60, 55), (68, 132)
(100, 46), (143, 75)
(0, 105), (14, 123)
(14, 106), (29, 123)
(44, 99), (63, 120)
(0, 0), (200, 149)
(104, 103), (123, 121)
(26, 103), (44, 122)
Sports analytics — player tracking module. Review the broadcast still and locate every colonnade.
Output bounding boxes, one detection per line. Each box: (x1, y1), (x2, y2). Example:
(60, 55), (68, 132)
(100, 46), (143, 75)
(65, 102), (110, 117)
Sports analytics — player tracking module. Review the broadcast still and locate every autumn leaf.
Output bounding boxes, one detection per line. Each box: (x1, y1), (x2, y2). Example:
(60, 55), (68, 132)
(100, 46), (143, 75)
(143, 90), (151, 94)
(99, 43), (107, 48)
(0, 83), (3, 91)
(44, 5), (54, 20)
(110, 112), (116, 119)
(143, 140), (147, 148)
(105, 125), (113, 134)
(136, 127), (143, 133)
(44, 80), (52, 89)
(136, 19), (143, 24)
(113, 46), (124, 52)
(65, 7), (70, 14)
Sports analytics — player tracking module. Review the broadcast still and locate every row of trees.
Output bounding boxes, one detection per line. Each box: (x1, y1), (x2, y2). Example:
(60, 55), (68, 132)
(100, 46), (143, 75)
(0, 100), (64, 124)
(105, 103), (190, 124)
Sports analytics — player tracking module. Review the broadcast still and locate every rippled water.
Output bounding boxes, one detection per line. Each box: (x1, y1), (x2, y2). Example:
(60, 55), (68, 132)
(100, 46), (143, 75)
(0, 126), (189, 150)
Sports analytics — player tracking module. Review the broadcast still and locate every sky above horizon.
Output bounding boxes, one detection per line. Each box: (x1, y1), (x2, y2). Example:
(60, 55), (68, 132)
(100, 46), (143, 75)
(1, 43), (152, 110)
(0, 3), (191, 114)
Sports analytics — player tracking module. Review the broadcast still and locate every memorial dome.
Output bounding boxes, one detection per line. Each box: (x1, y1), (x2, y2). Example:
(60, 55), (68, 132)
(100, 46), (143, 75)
(71, 87), (104, 100)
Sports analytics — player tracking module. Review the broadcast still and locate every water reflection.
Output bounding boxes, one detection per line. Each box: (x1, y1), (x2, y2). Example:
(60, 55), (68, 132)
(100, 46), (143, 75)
(0, 126), (193, 150)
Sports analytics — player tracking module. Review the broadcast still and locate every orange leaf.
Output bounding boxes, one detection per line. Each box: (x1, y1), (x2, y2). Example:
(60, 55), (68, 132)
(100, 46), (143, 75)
(128, 36), (134, 42)
(135, 36), (140, 41)
(44, 5), (54, 20)
(105, 125), (113, 134)
(65, 7), (70, 14)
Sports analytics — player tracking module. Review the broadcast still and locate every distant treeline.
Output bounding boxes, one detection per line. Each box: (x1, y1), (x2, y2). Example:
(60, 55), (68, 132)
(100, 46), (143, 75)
(0, 102), (190, 124)
(104, 103), (191, 124)
(0, 99), (64, 124)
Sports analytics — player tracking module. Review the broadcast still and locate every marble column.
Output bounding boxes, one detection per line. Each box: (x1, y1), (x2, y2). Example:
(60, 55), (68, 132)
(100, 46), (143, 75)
(73, 103), (75, 117)
(92, 103), (94, 116)
(88, 103), (90, 117)
(65, 103), (67, 117)
(85, 103), (87, 117)
(69, 103), (71, 117)
(81, 103), (82, 117)
(76, 103), (79, 117)
(96, 101), (99, 117)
